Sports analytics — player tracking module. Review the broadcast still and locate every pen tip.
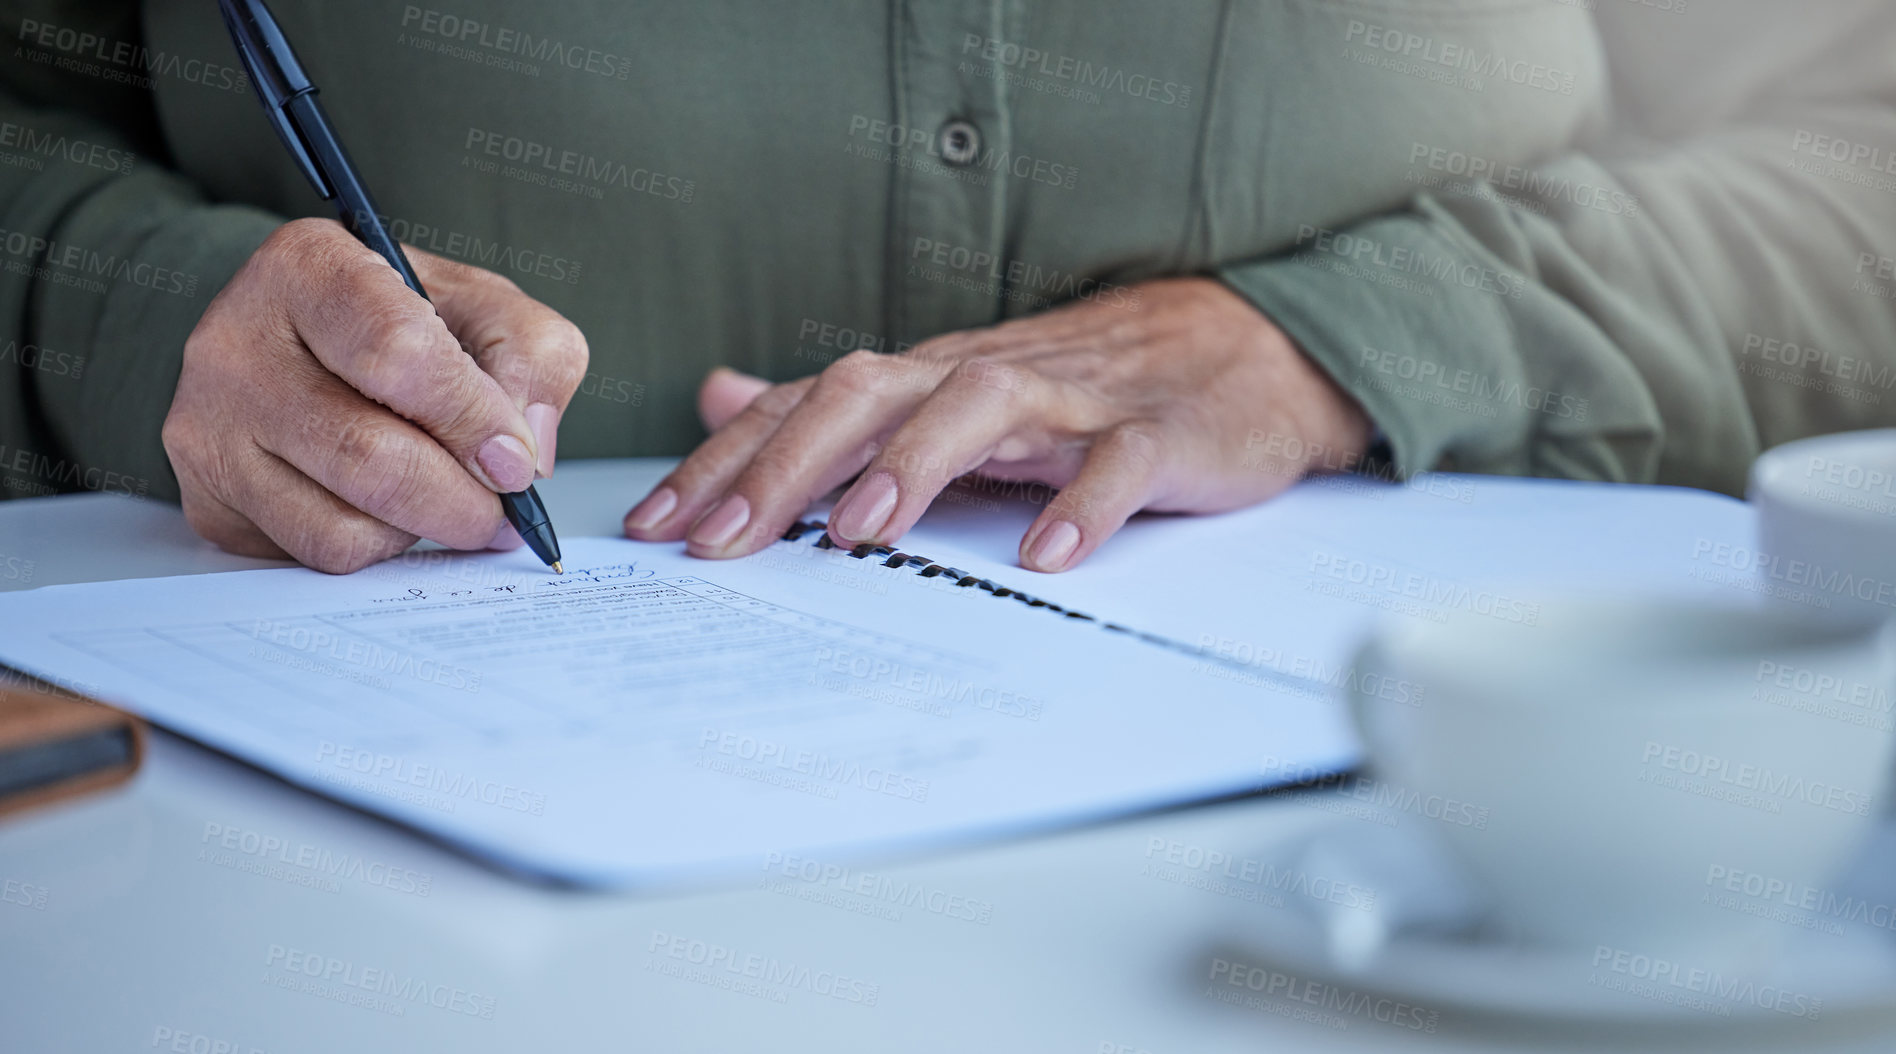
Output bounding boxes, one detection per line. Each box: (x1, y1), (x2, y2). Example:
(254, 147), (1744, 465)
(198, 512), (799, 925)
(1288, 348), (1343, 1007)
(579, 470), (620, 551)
(551, 561), (564, 574)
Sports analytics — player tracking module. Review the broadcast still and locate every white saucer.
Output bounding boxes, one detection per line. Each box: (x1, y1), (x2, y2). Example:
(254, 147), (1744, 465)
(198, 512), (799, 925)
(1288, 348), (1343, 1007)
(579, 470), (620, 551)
(1203, 801), (1896, 1033)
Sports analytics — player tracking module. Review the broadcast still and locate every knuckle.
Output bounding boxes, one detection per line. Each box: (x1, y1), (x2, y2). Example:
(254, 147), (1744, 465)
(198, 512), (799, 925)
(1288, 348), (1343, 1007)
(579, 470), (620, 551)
(162, 404), (239, 494)
(474, 265), (524, 298)
(738, 444), (804, 491)
(264, 219), (363, 288)
(823, 349), (901, 399)
(184, 299), (233, 346)
(520, 318), (591, 394)
(1049, 494), (1097, 524)
(659, 458), (714, 497)
(1108, 420), (1167, 467)
(423, 252), (486, 287)
(877, 444), (952, 482)
(915, 326), (992, 355)
(300, 522), (398, 575)
(334, 424), (429, 514)
(265, 217), (338, 259)
(181, 323), (217, 361)
(439, 256), (518, 297)
(1102, 315), (1146, 346)
(952, 356), (1026, 397)
(431, 373), (507, 448)
(358, 305), (438, 359)
(159, 409), (196, 464)
(300, 534), (363, 575)
(352, 308), (451, 395)
(746, 382), (805, 421)
(334, 417), (395, 467)
(482, 341), (537, 395)
(552, 319), (590, 377)
(427, 256), (528, 315)
(184, 294), (256, 367)
(898, 335), (958, 372)
(177, 493), (227, 545)
(1048, 480), (1103, 524)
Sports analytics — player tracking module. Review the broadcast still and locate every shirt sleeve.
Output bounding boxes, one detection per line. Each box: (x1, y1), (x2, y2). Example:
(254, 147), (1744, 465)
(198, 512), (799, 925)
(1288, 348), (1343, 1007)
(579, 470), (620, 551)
(0, 4), (280, 504)
(1216, 0), (1896, 496)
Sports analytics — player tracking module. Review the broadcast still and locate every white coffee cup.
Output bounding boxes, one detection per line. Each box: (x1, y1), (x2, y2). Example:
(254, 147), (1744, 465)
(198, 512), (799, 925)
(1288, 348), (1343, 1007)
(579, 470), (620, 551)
(1347, 596), (1896, 961)
(1750, 428), (1896, 628)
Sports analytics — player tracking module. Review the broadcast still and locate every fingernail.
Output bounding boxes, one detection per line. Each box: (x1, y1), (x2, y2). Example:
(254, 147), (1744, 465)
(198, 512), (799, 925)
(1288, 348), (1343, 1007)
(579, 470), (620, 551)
(477, 435), (535, 493)
(625, 486), (678, 532)
(689, 494), (751, 550)
(524, 403), (559, 478)
(488, 523), (524, 550)
(832, 472), (898, 542)
(1027, 520), (1081, 571)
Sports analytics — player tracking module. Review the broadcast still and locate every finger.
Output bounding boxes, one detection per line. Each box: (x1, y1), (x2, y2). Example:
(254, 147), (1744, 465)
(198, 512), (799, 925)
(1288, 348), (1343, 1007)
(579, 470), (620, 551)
(262, 367), (506, 552)
(274, 219), (539, 495)
(417, 251), (589, 478)
(165, 409), (294, 562)
(827, 357), (1052, 548)
(1017, 421), (1170, 573)
(686, 351), (946, 559)
(227, 445), (418, 574)
(176, 478), (291, 562)
(698, 366), (773, 431)
(622, 373), (816, 539)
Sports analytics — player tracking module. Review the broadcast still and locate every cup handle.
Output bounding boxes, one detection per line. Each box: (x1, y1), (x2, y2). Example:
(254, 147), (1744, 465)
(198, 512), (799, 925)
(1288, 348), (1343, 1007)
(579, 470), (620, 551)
(1346, 636), (1399, 769)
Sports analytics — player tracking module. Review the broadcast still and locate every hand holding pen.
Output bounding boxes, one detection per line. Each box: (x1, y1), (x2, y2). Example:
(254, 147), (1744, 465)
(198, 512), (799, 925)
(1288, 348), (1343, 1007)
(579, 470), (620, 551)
(158, 0), (584, 574)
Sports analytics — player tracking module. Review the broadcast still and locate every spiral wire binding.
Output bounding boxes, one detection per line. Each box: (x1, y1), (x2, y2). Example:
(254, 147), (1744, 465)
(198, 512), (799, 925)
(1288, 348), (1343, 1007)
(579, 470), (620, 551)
(777, 518), (1326, 697)
(781, 518), (1113, 620)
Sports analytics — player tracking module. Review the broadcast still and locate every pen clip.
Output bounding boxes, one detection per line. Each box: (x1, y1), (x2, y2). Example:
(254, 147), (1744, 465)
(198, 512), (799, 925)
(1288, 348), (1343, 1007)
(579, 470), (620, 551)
(218, 0), (332, 198)
(266, 95), (334, 201)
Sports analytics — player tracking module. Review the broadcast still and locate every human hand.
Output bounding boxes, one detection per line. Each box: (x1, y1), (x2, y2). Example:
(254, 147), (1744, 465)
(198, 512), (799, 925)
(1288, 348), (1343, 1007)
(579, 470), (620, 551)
(624, 277), (1370, 572)
(163, 218), (589, 573)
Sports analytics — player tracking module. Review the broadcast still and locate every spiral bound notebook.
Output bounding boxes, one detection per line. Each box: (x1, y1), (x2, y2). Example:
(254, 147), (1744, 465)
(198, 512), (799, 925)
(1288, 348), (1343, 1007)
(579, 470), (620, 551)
(0, 474), (1754, 886)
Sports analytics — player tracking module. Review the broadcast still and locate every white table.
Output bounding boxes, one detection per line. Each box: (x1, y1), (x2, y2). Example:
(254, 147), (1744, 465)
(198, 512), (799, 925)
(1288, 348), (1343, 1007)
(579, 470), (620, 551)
(0, 460), (1887, 1053)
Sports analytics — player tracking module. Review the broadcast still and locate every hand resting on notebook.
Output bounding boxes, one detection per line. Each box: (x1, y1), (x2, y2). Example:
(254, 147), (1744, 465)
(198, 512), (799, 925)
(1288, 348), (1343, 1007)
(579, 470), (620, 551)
(625, 277), (1371, 572)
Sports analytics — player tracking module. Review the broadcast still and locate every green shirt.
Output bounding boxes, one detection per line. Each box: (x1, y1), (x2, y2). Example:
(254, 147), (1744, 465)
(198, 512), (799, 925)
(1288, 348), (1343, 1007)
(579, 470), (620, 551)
(2, 0), (1893, 504)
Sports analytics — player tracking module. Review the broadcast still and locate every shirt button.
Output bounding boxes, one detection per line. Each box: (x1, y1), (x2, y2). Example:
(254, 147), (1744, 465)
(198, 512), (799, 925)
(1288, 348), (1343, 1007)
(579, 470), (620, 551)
(937, 119), (981, 166)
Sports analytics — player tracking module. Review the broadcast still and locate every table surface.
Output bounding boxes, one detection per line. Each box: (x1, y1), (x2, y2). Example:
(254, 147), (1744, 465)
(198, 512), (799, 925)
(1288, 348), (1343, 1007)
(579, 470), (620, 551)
(0, 460), (1889, 1054)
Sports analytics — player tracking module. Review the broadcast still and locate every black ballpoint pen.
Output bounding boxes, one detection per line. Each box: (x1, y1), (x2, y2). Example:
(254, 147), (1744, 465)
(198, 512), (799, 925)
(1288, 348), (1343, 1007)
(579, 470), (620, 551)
(217, 0), (564, 573)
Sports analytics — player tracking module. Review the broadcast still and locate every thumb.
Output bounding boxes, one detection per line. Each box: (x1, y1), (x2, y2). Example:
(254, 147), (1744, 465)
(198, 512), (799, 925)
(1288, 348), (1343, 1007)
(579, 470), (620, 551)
(698, 367), (773, 431)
